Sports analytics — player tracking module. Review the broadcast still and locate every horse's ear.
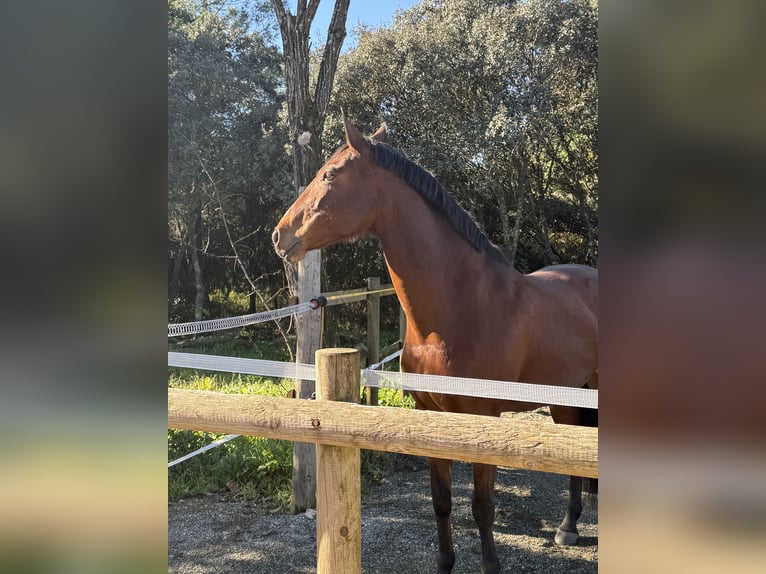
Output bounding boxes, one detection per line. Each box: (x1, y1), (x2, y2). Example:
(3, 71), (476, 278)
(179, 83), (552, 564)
(371, 122), (388, 143)
(343, 114), (370, 156)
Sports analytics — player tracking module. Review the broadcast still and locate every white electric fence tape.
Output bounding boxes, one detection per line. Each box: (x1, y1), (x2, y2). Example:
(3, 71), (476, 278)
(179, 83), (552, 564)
(168, 301), (313, 337)
(168, 433), (239, 468)
(365, 349), (403, 371)
(362, 370), (597, 410)
(168, 352), (597, 409)
(168, 351), (316, 380)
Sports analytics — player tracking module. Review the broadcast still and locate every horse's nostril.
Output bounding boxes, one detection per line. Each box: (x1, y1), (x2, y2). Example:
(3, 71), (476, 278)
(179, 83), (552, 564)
(272, 229), (280, 245)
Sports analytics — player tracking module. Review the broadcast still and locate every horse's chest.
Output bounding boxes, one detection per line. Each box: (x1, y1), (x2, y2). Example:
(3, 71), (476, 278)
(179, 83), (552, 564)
(402, 338), (454, 375)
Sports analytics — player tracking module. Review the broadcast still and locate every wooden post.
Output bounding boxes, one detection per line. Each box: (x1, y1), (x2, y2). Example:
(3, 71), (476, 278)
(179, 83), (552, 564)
(365, 277), (380, 406)
(399, 304), (407, 348)
(292, 208), (322, 513)
(315, 349), (361, 574)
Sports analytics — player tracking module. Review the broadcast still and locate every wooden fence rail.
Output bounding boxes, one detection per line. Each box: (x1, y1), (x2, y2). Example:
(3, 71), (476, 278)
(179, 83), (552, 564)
(322, 283), (396, 306)
(168, 378), (598, 477)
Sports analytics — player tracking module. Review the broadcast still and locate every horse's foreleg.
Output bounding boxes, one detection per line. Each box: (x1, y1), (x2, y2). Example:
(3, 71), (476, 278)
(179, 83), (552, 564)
(472, 463), (500, 574)
(428, 457), (455, 573)
(555, 475), (583, 546)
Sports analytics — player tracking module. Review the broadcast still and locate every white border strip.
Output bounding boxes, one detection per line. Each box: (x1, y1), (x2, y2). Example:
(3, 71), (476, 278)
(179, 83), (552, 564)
(168, 352), (597, 409)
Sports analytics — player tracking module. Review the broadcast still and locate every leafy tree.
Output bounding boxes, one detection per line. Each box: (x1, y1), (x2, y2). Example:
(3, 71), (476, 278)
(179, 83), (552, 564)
(331, 0), (598, 271)
(168, 0), (290, 320)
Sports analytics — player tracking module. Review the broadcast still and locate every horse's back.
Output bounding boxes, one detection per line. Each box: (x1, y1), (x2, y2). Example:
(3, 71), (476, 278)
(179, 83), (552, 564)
(526, 263), (598, 312)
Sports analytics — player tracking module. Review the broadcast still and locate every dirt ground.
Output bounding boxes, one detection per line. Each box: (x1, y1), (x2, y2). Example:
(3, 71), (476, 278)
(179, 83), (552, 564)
(168, 452), (598, 574)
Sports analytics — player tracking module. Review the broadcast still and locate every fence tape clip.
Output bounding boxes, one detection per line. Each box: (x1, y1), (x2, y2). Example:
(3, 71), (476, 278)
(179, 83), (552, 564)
(310, 296), (328, 309)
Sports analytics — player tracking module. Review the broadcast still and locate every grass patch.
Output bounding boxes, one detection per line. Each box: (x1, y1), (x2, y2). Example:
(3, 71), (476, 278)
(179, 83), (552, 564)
(168, 430), (292, 508)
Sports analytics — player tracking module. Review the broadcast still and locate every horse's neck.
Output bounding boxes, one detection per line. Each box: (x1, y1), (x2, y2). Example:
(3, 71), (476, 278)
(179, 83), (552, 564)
(373, 179), (518, 338)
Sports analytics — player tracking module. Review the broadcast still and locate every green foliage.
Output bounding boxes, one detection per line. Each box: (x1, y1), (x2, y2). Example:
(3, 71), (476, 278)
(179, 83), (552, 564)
(168, 429), (293, 507)
(169, 331), (294, 362)
(168, 1), (291, 321)
(378, 387), (416, 409)
(206, 288), (250, 318)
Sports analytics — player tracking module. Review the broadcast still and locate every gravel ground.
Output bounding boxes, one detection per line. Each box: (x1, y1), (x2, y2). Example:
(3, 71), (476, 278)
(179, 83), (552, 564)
(168, 453), (597, 574)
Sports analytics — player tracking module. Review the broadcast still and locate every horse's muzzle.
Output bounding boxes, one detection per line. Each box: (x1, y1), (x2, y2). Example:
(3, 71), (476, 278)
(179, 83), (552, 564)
(272, 227), (303, 262)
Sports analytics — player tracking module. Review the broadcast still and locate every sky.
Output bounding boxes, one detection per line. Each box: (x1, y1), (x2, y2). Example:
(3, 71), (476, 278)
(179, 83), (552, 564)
(302, 0), (421, 51)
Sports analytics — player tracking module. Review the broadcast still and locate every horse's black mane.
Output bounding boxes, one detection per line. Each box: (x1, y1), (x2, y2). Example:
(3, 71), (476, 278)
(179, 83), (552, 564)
(369, 139), (508, 265)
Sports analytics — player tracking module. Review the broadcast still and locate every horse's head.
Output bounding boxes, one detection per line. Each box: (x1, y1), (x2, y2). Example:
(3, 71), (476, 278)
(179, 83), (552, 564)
(272, 117), (387, 263)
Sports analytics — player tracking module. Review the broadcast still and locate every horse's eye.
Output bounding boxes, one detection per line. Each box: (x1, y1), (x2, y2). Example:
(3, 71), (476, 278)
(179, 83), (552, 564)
(322, 170), (335, 182)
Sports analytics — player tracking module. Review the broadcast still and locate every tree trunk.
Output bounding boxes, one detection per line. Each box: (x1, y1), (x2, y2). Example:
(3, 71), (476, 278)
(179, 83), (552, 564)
(190, 212), (204, 321)
(533, 156), (560, 266)
(509, 156), (531, 267)
(270, 0), (351, 514)
(494, 184), (512, 254)
(168, 232), (188, 310)
(509, 185), (526, 268)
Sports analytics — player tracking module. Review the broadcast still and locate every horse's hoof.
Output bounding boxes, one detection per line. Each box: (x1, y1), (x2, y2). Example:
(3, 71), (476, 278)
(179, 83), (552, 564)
(436, 552), (455, 574)
(436, 551), (455, 573)
(555, 528), (579, 546)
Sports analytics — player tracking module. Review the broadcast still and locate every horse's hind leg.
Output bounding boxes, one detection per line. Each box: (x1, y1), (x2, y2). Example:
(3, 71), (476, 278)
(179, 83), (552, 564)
(472, 463), (500, 574)
(555, 475), (583, 545)
(551, 400), (598, 546)
(429, 457), (455, 573)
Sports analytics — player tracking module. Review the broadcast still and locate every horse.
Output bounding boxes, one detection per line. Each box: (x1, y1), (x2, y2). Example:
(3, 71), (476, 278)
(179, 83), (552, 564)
(273, 116), (598, 574)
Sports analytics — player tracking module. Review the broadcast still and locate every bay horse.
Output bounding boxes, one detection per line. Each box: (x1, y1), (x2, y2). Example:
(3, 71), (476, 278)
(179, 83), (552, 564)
(273, 117), (598, 574)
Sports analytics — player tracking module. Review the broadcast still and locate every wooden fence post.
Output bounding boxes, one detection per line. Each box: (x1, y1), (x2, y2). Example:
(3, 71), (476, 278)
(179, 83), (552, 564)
(365, 277), (380, 406)
(315, 348), (361, 574)
(291, 221), (321, 513)
(399, 304), (406, 347)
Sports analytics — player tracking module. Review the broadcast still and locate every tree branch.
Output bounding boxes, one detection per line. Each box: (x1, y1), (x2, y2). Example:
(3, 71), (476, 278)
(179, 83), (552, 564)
(304, 0), (321, 27)
(199, 157), (295, 362)
(270, 0), (293, 50)
(270, 0), (287, 24)
(313, 0), (350, 120)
